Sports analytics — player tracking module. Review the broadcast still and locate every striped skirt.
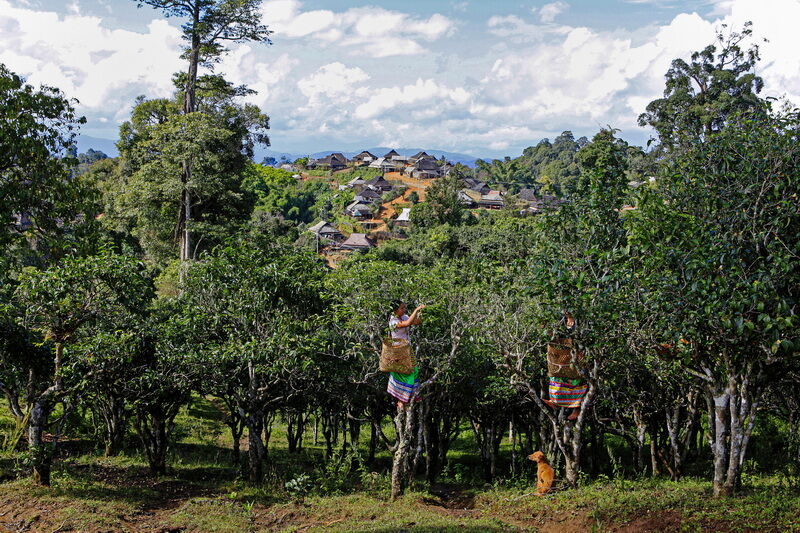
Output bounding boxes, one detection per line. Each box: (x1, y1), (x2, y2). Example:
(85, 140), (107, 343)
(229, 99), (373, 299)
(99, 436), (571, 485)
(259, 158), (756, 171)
(387, 367), (421, 403)
(549, 377), (587, 408)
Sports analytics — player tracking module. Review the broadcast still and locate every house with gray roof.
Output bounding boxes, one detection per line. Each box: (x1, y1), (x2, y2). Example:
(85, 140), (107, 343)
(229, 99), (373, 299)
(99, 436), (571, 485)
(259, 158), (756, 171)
(345, 200), (374, 219)
(368, 157), (400, 173)
(347, 176), (366, 189)
(339, 233), (374, 250)
(364, 176), (394, 192)
(463, 178), (490, 195)
(313, 152), (349, 171)
(354, 187), (383, 204)
(352, 151), (377, 166)
(307, 220), (343, 242)
(409, 157), (441, 179)
(478, 191), (505, 209)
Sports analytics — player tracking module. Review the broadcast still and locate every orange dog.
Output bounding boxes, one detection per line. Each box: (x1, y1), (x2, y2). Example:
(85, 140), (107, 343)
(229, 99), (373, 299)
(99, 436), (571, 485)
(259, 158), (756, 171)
(528, 451), (555, 495)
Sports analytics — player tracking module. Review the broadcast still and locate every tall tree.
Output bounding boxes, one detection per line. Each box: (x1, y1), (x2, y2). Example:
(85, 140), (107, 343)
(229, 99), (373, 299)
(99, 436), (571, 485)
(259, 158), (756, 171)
(628, 109), (800, 497)
(133, 0), (271, 267)
(638, 23), (766, 148)
(112, 77), (269, 270)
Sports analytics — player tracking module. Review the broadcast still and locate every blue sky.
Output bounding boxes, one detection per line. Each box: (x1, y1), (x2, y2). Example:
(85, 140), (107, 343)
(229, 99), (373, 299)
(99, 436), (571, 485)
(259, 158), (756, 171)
(1, 0), (798, 158)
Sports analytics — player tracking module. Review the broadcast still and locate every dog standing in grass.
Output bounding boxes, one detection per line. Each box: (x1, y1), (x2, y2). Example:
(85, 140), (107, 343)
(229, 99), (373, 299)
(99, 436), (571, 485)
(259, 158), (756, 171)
(528, 451), (555, 495)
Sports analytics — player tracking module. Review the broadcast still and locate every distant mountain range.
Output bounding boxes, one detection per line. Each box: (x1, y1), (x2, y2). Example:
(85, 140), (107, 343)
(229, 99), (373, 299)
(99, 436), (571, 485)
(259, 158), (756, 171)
(76, 135), (484, 168)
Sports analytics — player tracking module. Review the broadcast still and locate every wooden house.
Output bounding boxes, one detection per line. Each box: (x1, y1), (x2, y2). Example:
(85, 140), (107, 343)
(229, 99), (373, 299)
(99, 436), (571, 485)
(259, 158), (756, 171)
(352, 151), (377, 166)
(368, 157), (400, 173)
(478, 191), (505, 209)
(459, 189), (481, 207)
(347, 177), (366, 189)
(339, 233), (375, 251)
(314, 152), (349, 171)
(345, 200), (374, 219)
(463, 178), (490, 195)
(355, 187), (383, 204)
(307, 220), (343, 242)
(410, 157), (441, 179)
(364, 176), (394, 192)
(518, 188), (538, 203)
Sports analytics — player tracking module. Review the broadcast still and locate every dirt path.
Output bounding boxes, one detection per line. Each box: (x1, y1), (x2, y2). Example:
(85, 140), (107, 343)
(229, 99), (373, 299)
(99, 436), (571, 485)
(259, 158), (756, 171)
(365, 172), (431, 232)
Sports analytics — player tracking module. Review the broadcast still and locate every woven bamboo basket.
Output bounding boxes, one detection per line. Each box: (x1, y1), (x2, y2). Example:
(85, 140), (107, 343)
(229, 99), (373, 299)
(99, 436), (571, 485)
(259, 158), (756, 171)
(547, 338), (585, 380)
(380, 337), (415, 374)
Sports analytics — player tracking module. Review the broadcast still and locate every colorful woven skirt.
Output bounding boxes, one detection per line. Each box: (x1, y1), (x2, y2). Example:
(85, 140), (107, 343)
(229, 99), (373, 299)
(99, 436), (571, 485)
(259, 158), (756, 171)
(549, 377), (587, 408)
(387, 367), (420, 403)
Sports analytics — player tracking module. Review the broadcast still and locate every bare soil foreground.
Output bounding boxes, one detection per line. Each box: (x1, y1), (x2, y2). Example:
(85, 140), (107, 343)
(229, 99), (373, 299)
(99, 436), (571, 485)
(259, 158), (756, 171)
(0, 463), (798, 532)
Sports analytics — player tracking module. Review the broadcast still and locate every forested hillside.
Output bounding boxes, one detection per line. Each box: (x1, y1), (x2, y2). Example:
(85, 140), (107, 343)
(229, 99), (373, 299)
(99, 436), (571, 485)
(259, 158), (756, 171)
(1, 6), (799, 531)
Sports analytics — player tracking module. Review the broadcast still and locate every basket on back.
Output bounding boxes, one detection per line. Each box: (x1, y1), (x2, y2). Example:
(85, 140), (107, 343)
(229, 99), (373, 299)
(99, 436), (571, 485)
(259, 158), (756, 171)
(380, 337), (416, 374)
(547, 338), (585, 380)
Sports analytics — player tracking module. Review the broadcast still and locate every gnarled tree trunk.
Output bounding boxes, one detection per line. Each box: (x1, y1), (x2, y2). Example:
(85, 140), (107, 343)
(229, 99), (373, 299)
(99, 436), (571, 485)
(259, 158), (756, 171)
(28, 398), (53, 486)
(135, 408), (175, 476)
(99, 394), (128, 457)
(704, 361), (761, 498)
(390, 401), (416, 501)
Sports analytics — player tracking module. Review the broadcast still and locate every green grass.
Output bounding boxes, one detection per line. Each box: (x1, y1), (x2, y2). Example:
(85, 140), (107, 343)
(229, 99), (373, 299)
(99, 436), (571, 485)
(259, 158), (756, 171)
(0, 396), (799, 531)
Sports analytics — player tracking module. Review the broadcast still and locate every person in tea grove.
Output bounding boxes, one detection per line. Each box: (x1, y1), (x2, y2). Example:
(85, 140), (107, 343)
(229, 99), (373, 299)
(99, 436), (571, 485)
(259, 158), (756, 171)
(542, 311), (587, 421)
(387, 301), (426, 408)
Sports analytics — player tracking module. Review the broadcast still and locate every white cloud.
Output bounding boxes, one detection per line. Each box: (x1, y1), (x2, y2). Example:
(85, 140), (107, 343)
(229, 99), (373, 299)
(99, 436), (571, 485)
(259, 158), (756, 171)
(711, 0), (800, 104)
(475, 12), (718, 134)
(355, 78), (470, 119)
(260, 0), (455, 57)
(219, 48), (299, 110)
(0, 0), (182, 118)
(537, 1), (569, 23)
(298, 62), (370, 103)
(487, 14), (571, 42)
(488, 15), (539, 38)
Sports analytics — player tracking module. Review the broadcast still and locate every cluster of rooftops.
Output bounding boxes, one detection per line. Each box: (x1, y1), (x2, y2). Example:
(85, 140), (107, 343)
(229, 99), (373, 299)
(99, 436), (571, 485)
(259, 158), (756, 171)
(306, 185), (563, 256)
(459, 178), (565, 212)
(309, 150), (453, 179)
(299, 148), (569, 256)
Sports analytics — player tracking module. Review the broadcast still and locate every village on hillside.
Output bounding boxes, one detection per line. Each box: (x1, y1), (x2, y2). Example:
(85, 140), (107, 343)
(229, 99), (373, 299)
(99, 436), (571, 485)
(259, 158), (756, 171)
(282, 149), (565, 259)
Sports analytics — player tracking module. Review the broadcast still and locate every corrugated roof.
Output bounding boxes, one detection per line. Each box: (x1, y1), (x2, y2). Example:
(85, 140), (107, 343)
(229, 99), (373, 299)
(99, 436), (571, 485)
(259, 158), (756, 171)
(396, 208), (411, 222)
(308, 220), (328, 233)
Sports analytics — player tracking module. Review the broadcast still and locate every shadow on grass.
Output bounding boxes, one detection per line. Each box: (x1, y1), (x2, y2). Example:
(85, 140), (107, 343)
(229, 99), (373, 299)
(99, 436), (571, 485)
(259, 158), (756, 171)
(186, 396), (227, 422)
(49, 453), (239, 507)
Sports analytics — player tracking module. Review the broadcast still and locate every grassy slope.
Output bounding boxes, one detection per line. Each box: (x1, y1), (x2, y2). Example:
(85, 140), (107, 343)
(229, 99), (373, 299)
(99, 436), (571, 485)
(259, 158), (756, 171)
(0, 396), (797, 532)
